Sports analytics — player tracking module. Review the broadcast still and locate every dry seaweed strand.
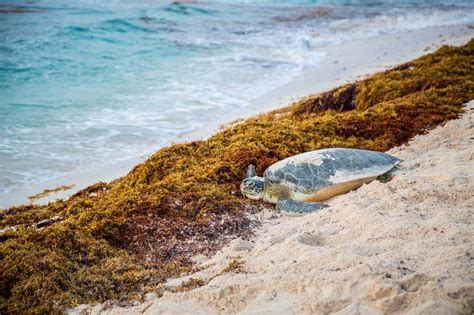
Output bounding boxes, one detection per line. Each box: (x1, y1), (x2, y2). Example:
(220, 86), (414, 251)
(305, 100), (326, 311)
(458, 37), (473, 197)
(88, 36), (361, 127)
(28, 185), (75, 203)
(1, 40), (473, 313)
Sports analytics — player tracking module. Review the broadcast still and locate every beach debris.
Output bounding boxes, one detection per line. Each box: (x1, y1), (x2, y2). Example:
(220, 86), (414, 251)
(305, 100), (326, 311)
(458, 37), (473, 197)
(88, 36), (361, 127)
(0, 216), (63, 242)
(0, 215), (63, 236)
(35, 215), (63, 229)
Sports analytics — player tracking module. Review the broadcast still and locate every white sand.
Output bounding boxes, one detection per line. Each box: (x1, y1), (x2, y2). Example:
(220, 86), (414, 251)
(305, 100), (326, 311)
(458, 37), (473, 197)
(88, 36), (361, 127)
(77, 101), (474, 314)
(2, 24), (472, 209)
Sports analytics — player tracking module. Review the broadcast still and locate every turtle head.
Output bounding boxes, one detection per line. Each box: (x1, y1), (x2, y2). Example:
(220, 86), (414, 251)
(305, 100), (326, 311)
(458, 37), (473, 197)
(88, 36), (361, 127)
(241, 165), (265, 200)
(241, 177), (265, 200)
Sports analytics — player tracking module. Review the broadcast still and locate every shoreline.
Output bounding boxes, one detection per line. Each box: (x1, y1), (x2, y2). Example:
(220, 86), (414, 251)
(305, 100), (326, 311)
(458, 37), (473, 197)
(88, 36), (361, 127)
(1, 23), (472, 209)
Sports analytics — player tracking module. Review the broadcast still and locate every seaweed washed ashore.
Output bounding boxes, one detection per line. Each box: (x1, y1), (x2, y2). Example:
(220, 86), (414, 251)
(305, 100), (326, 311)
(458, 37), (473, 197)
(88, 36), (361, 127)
(1, 40), (473, 313)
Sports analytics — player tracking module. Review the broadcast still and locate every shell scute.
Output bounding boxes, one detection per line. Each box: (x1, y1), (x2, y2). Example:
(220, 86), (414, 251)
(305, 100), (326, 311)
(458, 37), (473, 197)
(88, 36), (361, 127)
(284, 173), (299, 185)
(293, 164), (313, 180)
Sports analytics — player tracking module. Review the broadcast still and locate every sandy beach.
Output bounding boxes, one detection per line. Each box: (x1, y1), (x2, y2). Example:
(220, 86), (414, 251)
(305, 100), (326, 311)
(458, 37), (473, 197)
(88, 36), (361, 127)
(77, 100), (474, 315)
(1, 24), (472, 209)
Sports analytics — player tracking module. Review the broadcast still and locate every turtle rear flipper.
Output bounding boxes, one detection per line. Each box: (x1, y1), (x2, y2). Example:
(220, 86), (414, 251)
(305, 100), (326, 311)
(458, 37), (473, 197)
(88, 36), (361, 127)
(377, 166), (401, 183)
(276, 199), (328, 215)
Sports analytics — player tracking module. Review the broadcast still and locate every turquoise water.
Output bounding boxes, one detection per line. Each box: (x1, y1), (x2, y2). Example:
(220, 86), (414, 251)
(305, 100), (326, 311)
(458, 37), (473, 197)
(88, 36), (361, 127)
(1, 1), (473, 194)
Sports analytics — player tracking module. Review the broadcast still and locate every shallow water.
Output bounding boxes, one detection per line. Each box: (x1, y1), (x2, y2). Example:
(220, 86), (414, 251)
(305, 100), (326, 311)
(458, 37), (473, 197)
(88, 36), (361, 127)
(1, 0), (473, 194)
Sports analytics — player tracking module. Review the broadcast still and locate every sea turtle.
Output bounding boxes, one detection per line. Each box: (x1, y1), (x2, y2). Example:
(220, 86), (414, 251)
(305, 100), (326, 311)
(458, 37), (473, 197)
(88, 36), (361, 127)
(240, 148), (400, 215)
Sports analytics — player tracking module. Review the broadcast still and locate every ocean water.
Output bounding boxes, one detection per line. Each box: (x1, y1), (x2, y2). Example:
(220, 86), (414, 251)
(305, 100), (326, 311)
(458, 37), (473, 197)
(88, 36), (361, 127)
(1, 1), (473, 195)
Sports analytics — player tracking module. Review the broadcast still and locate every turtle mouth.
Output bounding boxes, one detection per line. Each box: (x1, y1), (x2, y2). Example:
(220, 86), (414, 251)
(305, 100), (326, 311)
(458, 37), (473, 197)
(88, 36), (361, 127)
(243, 192), (262, 200)
(244, 192), (260, 200)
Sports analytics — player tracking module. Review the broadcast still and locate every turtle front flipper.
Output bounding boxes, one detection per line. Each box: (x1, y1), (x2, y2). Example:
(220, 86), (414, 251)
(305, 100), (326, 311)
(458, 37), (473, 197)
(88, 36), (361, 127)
(276, 199), (328, 215)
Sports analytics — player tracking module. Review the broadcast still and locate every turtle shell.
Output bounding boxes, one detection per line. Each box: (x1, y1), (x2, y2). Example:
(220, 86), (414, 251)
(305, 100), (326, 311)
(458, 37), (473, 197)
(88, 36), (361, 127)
(263, 148), (400, 201)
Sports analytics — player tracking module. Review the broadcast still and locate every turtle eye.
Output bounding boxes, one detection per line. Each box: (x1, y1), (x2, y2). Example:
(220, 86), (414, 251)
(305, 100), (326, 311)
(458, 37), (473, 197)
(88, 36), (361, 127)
(242, 178), (252, 189)
(242, 179), (258, 192)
